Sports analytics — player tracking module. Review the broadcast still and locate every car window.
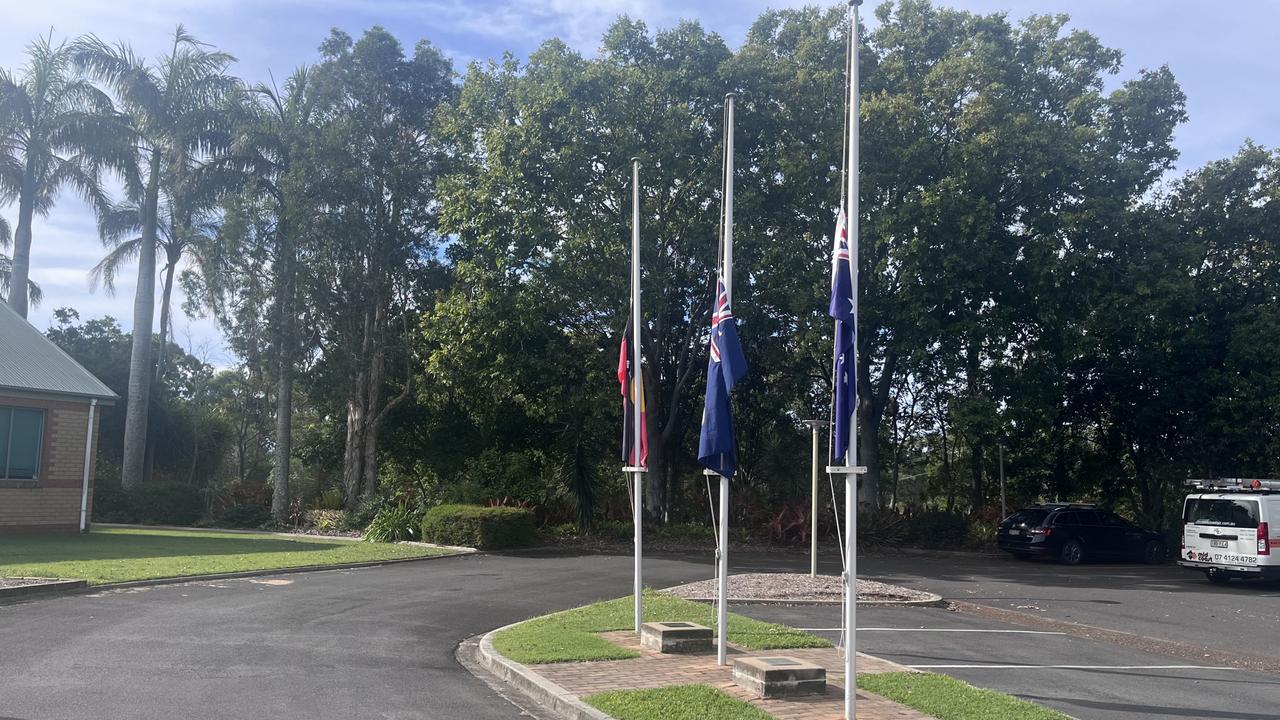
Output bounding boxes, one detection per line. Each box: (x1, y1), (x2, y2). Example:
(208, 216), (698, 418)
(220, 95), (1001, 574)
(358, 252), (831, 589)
(1098, 512), (1128, 527)
(1053, 511), (1077, 525)
(1006, 509), (1047, 526)
(1184, 498), (1260, 528)
(1074, 510), (1100, 524)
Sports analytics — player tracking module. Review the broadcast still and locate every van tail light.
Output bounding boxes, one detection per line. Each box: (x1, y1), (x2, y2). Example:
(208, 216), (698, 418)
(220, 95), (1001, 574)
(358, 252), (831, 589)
(1181, 520), (1186, 550)
(1029, 527), (1052, 537)
(1258, 523), (1270, 555)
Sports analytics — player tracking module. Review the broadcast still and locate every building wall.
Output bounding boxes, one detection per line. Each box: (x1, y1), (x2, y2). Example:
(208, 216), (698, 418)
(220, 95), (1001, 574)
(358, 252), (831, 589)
(0, 394), (101, 534)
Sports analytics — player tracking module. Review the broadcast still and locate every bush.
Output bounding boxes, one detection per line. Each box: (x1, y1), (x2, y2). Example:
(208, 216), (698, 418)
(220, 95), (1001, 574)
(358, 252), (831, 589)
(130, 482), (205, 525)
(421, 504), (538, 550)
(340, 494), (388, 531)
(92, 481), (135, 523)
(215, 503), (273, 529)
(306, 509), (345, 532)
(907, 510), (970, 549)
(364, 504), (422, 543)
(314, 488), (344, 511)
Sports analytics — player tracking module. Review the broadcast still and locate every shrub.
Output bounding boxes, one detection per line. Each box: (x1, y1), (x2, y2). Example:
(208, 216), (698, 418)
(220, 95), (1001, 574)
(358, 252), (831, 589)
(421, 504), (538, 550)
(314, 488), (344, 511)
(215, 503), (273, 529)
(907, 510), (970, 549)
(364, 504), (422, 543)
(857, 511), (909, 546)
(340, 494), (388, 531)
(306, 509), (345, 532)
(92, 481), (136, 523)
(130, 482), (205, 525)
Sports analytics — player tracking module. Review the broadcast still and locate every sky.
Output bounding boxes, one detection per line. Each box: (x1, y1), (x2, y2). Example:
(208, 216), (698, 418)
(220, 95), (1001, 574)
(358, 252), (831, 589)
(3, 0), (1278, 367)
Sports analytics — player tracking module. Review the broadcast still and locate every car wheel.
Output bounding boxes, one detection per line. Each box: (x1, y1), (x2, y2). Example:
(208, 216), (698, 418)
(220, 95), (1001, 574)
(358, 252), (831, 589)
(1059, 540), (1084, 566)
(1206, 568), (1232, 585)
(1141, 540), (1165, 564)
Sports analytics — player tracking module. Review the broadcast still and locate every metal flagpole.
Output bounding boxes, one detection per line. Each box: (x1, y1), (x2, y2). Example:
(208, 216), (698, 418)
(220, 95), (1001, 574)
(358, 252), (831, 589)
(846, 2), (861, 716)
(630, 157), (646, 635)
(716, 92), (735, 668)
(803, 419), (828, 577)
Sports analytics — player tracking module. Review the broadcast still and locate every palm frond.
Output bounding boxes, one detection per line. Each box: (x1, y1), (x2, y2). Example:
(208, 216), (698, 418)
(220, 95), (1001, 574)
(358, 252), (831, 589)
(88, 236), (145, 295)
(0, 254), (42, 307)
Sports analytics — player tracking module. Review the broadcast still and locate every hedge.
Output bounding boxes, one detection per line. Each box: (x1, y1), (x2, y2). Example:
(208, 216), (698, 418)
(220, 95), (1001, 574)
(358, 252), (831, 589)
(421, 504), (538, 550)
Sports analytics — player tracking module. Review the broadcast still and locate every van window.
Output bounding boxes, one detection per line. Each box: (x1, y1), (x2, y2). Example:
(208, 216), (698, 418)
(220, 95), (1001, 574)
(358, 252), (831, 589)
(1184, 498), (1260, 528)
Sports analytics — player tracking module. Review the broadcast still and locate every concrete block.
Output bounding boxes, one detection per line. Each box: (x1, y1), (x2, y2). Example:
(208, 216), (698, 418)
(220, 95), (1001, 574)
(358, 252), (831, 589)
(732, 656), (827, 698)
(639, 621), (713, 653)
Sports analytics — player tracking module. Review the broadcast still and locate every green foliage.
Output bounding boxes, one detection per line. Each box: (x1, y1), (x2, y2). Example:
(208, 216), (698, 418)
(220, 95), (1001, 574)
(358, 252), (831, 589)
(314, 489), (344, 511)
(339, 495), (389, 532)
(420, 504), (538, 550)
(213, 503), (273, 529)
(492, 591), (828, 665)
(908, 511), (971, 549)
(586, 685), (774, 720)
(305, 509), (344, 532)
(857, 672), (1070, 720)
(363, 505), (422, 543)
(99, 482), (205, 526)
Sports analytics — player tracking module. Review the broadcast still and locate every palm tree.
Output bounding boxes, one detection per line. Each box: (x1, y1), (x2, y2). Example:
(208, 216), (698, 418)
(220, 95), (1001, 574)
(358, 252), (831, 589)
(0, 216), (43, 306)
(0, 33), (131, 318)
(210, 67), (313, 520)
(73, 26), (240, 488)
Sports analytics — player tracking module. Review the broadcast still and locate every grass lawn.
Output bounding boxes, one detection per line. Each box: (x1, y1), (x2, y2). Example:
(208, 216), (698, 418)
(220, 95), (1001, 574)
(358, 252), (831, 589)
(858, 672), (1072, 720)
(586, 685), (772, 720)
(0, 527), (456, 585)
(492, 591), (829, 664)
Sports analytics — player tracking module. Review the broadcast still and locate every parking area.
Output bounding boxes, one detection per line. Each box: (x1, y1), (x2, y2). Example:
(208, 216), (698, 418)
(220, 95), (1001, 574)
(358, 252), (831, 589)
(737, 603), (1280, 720)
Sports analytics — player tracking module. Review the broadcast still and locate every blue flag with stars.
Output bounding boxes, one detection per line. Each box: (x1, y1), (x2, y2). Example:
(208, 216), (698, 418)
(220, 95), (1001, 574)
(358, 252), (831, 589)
(698, 276), (748, 477)
(830, 209), (856, 464)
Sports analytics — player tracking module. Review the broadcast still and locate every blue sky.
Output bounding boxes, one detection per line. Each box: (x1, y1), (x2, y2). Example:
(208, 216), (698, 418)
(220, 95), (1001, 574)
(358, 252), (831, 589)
(3, 0), (1278, 366)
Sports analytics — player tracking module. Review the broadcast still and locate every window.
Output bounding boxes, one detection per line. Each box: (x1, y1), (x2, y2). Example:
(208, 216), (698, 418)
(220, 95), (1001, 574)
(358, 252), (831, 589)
(1184, 498), (1260, 528)
(0, 407), (45, 480)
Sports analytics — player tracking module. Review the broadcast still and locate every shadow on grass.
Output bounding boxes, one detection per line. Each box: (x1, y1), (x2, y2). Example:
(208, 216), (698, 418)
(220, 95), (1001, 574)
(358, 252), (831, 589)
(0, 527), (343, 565)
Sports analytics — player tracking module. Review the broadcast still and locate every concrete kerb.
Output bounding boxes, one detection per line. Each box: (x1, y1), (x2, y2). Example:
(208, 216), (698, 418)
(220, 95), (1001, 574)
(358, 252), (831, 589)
(473, 622), (614, 720)
(0, 578), (88, 600)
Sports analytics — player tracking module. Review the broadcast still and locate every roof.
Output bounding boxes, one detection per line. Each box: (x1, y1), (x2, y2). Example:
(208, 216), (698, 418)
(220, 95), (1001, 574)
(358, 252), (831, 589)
(0, 302), (118, 402)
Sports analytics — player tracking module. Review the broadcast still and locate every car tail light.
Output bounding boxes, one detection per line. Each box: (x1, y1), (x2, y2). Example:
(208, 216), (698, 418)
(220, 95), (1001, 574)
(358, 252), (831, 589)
(1258, 523), (1270, 555)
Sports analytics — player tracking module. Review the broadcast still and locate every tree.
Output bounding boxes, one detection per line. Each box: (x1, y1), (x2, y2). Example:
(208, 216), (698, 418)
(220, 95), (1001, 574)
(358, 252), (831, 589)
(73, 26), (240, 487)
(0, 216), (43, 305)
(301, 28), (455, 507)
(0, 34), (129, 317)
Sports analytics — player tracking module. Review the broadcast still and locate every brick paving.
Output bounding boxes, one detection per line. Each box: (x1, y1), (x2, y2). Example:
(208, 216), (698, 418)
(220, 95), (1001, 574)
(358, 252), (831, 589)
(534, 631), (931, 720)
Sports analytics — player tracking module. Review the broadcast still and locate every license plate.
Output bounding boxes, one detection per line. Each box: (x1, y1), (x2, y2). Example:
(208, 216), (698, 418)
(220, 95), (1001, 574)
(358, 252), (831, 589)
(1211, 539), (1229, 548)
(1008, 529), (1021, 536)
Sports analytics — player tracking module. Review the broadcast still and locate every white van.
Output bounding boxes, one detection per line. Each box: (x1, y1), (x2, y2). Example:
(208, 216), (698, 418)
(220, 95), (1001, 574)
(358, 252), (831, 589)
(1179, 478), (1280, 584)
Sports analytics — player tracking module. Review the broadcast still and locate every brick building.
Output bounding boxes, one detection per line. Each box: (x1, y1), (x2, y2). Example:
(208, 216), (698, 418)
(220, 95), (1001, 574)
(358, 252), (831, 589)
(1, 303), (117, 534)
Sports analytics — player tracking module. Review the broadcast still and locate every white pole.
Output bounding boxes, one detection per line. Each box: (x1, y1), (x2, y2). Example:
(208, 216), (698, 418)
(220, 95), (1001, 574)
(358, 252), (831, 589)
(846, 2), (861, 716)
(716, 92), (736, 667)
(811, 424), (819, 577)
(79, 398), (98, 533)
(631, 157), (644, 635)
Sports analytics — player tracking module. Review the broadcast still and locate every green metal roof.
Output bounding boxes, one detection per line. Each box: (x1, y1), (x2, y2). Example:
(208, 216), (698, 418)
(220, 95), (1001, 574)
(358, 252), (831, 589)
(0, 302), (118, 402)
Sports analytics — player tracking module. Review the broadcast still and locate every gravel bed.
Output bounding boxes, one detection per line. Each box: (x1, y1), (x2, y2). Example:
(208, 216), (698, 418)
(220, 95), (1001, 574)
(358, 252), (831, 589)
(663, 572), (934, 603)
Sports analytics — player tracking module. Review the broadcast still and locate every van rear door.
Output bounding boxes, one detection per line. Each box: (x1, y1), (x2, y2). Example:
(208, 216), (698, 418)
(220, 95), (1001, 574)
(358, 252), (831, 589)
(1183, 495), (1261, 567)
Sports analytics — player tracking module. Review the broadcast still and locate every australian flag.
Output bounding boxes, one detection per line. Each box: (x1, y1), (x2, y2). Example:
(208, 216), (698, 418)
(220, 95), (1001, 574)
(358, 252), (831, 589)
(830, 208), (857, 464)
(698, 276), (748, 477)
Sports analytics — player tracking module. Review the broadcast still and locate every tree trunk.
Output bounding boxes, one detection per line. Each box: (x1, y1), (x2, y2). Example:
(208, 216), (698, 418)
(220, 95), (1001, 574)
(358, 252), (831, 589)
(342, 374), (368, 508)
(141, 258), (178, 486)
(121, 151), (162, 489)
(5, 179), (35, 319)
(856, 348), (897, 508)
(270, 233), (295, 522)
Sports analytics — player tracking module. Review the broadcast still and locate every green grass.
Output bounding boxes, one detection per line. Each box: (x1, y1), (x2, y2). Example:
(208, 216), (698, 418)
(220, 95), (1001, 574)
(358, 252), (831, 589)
(586, 685), (773, 720)
(858, 672), (1072, 720)
(493, 591), (829, 664)
(0, 527), (455, 584)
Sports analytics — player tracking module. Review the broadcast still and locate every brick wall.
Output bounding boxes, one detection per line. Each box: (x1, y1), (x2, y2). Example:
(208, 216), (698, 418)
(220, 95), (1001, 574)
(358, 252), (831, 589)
(0, 394), (102, 535)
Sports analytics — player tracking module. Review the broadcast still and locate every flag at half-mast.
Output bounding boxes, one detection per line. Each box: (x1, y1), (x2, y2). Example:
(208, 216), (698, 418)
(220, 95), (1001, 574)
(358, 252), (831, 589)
(698, 277), (748, 477)
(829, 208), (857, 463)
(618, 321), (648, 467)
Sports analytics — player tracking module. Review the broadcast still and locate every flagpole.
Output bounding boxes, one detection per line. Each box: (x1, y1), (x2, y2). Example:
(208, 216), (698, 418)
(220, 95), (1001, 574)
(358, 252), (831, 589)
(631, 157), (645, 635)
(845, 2), (861, 717)
(715, 92), (735, 667)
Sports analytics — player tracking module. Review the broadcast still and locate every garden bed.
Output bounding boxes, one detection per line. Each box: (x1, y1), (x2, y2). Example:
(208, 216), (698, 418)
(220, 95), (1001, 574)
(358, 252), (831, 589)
(662, 573), (937, 604)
